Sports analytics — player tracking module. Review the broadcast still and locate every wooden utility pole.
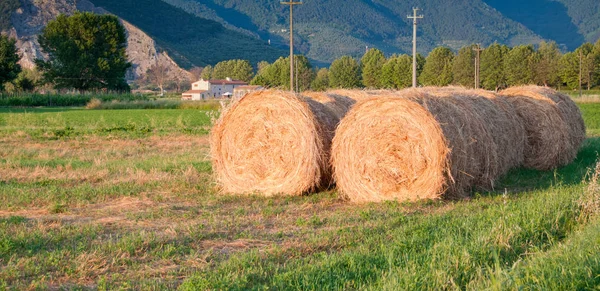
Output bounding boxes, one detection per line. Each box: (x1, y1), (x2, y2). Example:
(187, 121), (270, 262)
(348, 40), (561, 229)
(473, 44), (483, 89)
(281, 0), (302, 92)
(407, 8), (423, 88)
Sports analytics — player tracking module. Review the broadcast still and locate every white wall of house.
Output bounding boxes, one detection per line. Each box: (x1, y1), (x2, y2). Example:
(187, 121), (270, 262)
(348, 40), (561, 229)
(190, 78), (247, 98)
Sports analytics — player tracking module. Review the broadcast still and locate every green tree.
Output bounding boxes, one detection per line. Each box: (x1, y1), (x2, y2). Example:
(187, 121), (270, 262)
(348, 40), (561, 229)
(504, 45), (537, 86)
(561, 43), (597, 90)
(480, 43), (509, 91)
(311, 68), (329, 91)
(452, 45), (476, 87)
(200, 65), (213, 80)
(380, 54), (412, 89)
(591, 40), (600, 88)
(559, 52), (580, 90)
(212, 59), (254, 82)
(534, 41), (562, 87)
(360, 48), (386, 88)
(250, 55), (314, 91)
(579, 43), (596, 90)
(419, 46), (454, 86)
(36, 12), (131, 91)
(13, 71), (35, 92)
(0, 35), (22, 91)
(329, 56), (361, 89)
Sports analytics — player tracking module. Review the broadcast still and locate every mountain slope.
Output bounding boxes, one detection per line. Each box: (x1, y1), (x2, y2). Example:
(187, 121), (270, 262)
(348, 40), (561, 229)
(160, 0), (600, 64)
(159, 0), (544, 63)
(87, 0), (286, 67)
(1, 0), (190, 81)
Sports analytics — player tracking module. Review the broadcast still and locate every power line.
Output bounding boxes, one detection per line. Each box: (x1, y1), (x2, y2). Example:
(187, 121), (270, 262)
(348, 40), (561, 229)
(407, 7), (423, 88)
(281, 0), (302, 93)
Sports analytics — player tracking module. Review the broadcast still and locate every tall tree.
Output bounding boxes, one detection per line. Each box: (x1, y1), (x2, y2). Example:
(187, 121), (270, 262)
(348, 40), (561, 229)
(212, 59), (254, 82)
(452, 45), (476, 87)
(504, 45), (537, 86)
(579, 43), (596, 90)
(145, 63), (170, 96)
(419, 46), (454, 86)
(250, 55), (313, 91)
(559, 52), (580, 90)
(36, 12), (131, 91)
(0, 35), (21, 91)
(534, 41), (562, 87)
(329, 56), (361, 89)
(480, 43), (509, 91)
(560, 43), (596, 90)
(200, 65), (213, 80)
(360, 48), (386, 88)
(311, 68), (329, 91)
(380, 54), (412, 89)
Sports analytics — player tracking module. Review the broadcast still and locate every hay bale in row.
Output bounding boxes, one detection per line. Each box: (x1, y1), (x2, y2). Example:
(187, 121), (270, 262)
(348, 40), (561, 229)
(501, 86), (585, 170)
(331, 89), (507, 202)
(423, 87), (526, 181)
(210, 90), (368, 196)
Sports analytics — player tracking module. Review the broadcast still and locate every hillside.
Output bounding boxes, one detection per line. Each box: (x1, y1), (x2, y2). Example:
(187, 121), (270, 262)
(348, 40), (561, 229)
(0, 0), (190, 81)
(2, 0), (599, 69)
(87, 0), (286, 68)
(158, 0), (600, 64)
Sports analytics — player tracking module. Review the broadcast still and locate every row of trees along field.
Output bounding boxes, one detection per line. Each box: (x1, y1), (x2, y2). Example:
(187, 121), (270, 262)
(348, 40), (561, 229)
(196, 40), (600, 92)
(0, 12), (131, 93)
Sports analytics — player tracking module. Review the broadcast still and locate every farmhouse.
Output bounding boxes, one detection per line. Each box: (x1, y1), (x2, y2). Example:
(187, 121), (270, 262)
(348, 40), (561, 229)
(181, 90), (208, 100)
(182, 77), (248, 100)
(233, 85), (264, 99)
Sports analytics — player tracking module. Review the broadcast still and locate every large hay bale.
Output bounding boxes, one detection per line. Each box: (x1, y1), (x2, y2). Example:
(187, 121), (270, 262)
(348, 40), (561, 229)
(423, 87), (526, 179)
(332, 89), (492, 203)
(501, 86), (585, 170)
(210, 90), (357, 196)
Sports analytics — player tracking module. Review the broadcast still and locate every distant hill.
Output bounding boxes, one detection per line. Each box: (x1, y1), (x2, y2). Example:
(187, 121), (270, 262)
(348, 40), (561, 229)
(2, 0), (599, 69)
(87, 0), (286, 68)
(157, 0), (600, 64)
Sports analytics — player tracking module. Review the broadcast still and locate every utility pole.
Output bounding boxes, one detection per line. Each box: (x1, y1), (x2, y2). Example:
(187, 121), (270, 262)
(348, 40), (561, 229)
(407, 8), (423, 88)
(281, 0), (302, 93)
(473, 44), (483, 89)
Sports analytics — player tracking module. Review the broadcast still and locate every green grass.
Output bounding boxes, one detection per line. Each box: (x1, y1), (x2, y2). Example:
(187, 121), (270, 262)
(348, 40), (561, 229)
(0, 104), (599, 289)
(0, 92), (151, 107)
(0, 107), (214, 137)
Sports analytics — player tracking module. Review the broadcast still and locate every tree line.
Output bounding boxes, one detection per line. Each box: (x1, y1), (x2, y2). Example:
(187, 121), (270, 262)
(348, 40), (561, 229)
(192, 40), (600, 92)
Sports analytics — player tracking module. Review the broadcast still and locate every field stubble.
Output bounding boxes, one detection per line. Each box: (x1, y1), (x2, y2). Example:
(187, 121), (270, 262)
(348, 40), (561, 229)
(0, 105), (599, 289)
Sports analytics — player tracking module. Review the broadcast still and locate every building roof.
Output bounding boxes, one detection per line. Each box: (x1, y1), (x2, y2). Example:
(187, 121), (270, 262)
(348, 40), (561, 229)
(182, 90), (207, 94)
(208, 79), (248, 85)
(234, 85), (263, 90)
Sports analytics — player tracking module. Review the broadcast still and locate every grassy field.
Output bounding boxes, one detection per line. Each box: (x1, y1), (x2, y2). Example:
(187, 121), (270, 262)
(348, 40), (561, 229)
(0, 104), (599, 289)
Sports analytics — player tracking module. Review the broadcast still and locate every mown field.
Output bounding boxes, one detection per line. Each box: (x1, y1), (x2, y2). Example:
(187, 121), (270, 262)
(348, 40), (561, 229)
(0, 103), (599, 290)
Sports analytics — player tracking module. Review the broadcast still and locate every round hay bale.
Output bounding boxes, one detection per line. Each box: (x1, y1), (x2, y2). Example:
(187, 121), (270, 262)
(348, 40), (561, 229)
(501, 86), (585, 170)
(301, 91), (360, 120)
(210, 90), (337, 196)
(332, 90), (487, 203)
(423, 87), (526, 179)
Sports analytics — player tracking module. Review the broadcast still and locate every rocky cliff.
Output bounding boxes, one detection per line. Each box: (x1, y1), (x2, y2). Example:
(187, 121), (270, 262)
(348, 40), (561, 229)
(4, 0), (189, 81)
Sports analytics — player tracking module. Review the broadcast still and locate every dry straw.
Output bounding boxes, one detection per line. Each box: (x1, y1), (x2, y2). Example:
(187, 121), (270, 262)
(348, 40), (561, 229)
(501, 86), (585, 170)
(423, 87), (526, 180)
(332, 89), (496, 203)
(210, 90), (363, 196)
